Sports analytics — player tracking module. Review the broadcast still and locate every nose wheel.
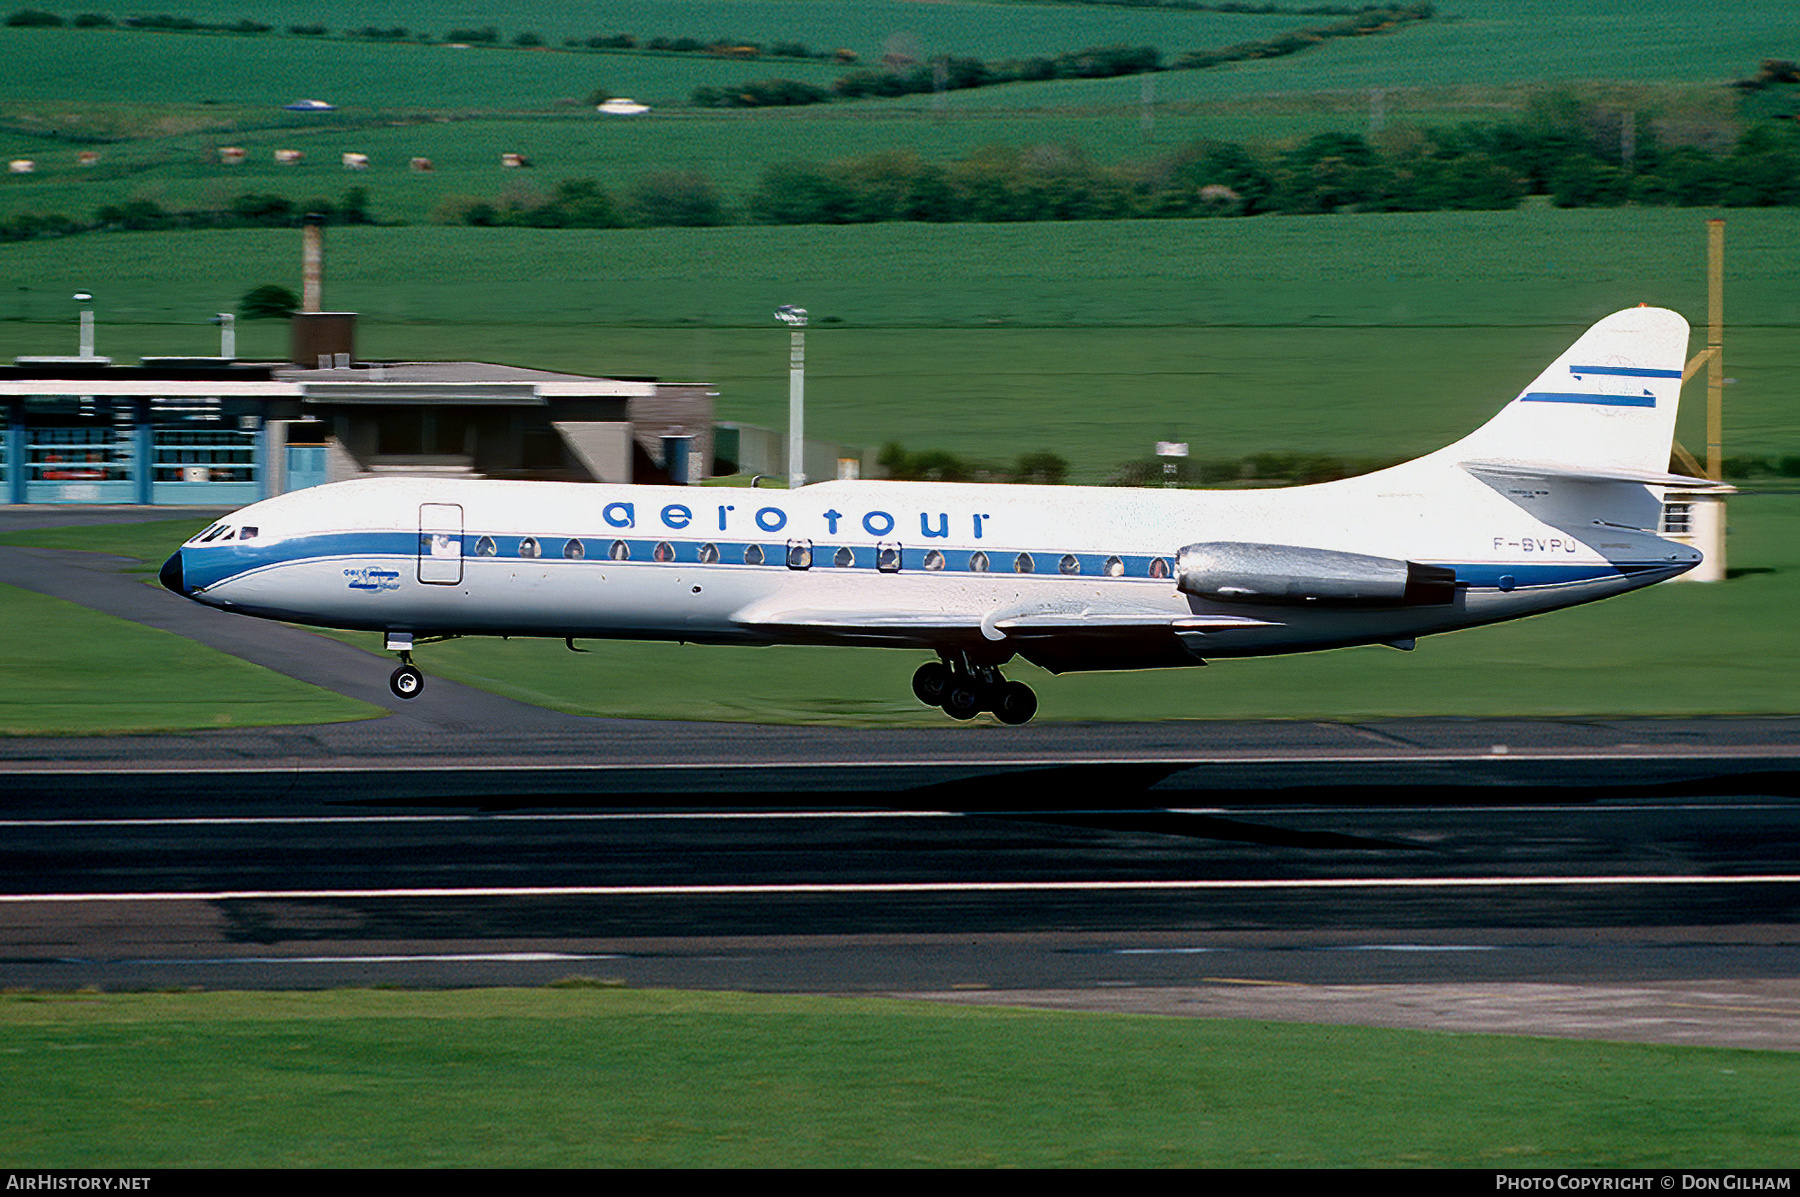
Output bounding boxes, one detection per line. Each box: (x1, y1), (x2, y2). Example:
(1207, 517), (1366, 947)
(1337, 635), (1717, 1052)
(911, 659), (1037, 725)
(389, 663), (425, 699)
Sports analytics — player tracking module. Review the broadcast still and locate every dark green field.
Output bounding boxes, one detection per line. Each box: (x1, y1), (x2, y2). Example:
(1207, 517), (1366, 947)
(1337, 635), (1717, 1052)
(5, 988), (1797, 1167)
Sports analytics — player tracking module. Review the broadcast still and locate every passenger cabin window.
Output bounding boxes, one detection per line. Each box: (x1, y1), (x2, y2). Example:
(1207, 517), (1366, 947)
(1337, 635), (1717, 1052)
(653, 541), (675, 563)
(923, 550), (946, 571)
(877, 544), (901, 573)
(969, 551), (989, 573)
(698, 543), (720, 565)
(1148, 557), (1170, 579)
(744, 544), (766, 566)
(608, 539), (630, 561)
(563, 539), (585, 560)
(833, 546), (855, 568)
(475, 536), (497, 557)
(786, 540), (812, 570)
(1058, 554), (1080, 575)
(1014, 553), (1034, 574)
(1104, 555), (1124, 577)
(519, 537), (541, 559)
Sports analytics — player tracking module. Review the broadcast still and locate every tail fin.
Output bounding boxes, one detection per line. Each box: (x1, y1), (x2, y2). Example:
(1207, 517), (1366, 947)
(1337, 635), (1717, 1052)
(1438, 306), (1689, 475)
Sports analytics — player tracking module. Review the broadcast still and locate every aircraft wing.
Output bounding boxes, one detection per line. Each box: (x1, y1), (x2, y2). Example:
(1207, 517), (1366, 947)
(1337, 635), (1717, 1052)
(729, 599), (1273, 644)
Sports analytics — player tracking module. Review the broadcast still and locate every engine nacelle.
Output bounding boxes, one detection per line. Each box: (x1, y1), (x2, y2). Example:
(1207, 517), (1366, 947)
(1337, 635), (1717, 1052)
(1174, 542), (1457, 607)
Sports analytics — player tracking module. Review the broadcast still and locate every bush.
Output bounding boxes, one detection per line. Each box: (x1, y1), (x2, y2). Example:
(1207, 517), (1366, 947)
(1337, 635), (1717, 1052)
(239, 284), (299, 320)
(626, 171), (726, 226)
(72, 12), (114, 27)
(5, 9), (64, 26)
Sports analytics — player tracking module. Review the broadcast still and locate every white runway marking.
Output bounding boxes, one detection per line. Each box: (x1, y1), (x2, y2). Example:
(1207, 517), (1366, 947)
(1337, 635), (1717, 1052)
(6, 874), (1800, 903)
(0, 810), (956, 829)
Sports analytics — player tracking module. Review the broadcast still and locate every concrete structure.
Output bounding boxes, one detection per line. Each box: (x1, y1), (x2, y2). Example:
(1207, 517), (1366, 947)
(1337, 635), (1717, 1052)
(1, 355), (715, 505)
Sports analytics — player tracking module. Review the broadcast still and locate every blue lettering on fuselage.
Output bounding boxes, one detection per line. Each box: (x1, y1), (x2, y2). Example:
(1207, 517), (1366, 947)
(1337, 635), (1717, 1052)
(603, 502), (635, 528)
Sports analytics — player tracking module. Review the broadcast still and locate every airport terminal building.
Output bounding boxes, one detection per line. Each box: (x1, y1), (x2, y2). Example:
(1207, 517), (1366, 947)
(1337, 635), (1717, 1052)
(0, 352), (720, 506)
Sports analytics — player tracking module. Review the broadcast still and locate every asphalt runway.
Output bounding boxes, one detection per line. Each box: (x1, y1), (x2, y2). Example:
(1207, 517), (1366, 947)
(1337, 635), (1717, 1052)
(3, 506), (1798, 1049)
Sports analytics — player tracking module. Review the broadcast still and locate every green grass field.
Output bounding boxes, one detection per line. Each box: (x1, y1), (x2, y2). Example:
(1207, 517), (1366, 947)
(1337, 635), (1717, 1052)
(0, 580), (381, 733)
(4, 987), (1797, 1167)
(0, 209), (1794, 476)
(3, 0), (1792, 228)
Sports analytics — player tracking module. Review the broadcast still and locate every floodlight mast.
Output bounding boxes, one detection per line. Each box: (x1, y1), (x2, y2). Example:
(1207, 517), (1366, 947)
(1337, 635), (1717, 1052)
(73, 292), (94, 359)
(776, 305), (808, 489)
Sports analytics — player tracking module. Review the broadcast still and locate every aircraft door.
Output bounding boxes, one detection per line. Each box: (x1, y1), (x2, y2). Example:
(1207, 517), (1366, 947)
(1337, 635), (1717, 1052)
(418, 503), (464, 585)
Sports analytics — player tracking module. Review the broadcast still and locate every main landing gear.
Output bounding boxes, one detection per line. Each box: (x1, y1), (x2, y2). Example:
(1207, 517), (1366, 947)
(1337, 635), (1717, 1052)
(911, 659), (1038, 725)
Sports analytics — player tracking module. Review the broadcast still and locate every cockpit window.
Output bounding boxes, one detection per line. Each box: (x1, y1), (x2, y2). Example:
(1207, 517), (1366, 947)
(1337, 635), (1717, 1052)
(239, 527), (258, 541)
(200, 525), (229, 543)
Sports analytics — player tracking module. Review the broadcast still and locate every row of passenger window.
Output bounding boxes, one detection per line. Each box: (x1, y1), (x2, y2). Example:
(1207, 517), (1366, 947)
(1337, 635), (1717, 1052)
(469, 535), (1173, 578)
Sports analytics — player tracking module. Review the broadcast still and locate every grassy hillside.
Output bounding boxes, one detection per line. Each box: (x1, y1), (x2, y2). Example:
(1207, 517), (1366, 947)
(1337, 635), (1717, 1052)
(2, 0), (1790, 227)
(0, 209), (1793, 475)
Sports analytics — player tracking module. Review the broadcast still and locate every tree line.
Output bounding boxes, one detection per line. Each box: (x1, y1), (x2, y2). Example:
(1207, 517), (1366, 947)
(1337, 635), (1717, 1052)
(694, 4), (1433, 108)
(7, 109), (1797, 245)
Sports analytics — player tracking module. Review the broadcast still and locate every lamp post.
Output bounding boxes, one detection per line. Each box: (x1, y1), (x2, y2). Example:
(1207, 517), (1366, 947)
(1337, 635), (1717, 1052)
(73, 291), (94, 359)
(776, 304), (807, 489)
(212, 312), (236, 359)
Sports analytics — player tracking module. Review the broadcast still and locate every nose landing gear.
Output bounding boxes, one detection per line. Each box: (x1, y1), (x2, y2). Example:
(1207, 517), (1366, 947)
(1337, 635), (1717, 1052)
(383, 631), (458, 700)
(911, 658), (1038, 725)
(389, 662), (424, 699)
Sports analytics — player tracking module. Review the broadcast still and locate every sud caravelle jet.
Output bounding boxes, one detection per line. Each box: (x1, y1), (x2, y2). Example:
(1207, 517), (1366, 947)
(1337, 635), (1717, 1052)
(160, 306), (1720, 724)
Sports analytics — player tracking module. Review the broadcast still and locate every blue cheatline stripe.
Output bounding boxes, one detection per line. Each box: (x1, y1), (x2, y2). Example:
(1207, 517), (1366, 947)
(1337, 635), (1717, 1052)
(1521, 391), (1656, 408)
(1569, 364), (1682, 378)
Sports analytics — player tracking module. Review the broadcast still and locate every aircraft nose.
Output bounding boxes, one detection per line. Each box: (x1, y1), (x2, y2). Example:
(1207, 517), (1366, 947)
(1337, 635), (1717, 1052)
(159, 551), (186, 595)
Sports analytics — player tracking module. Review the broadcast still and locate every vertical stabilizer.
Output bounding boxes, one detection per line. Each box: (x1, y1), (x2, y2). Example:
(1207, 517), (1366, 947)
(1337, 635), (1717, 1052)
(1438, 307), (1689, 475)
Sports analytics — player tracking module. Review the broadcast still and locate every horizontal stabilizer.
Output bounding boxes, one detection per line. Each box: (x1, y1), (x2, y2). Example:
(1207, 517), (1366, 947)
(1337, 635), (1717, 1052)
(1461, 459), (1732, 491)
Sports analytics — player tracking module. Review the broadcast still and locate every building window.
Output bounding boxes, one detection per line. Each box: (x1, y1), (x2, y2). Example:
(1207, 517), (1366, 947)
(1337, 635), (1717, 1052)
(1661, 503), (1693, 535)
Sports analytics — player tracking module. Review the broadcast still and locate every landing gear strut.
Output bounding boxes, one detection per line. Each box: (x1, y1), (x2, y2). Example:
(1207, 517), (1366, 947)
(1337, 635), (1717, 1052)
(911, 658), (1038, 725)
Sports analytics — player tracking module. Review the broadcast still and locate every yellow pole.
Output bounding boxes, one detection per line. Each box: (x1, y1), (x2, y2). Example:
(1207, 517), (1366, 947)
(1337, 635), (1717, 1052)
(1706, 218), (1724, 481)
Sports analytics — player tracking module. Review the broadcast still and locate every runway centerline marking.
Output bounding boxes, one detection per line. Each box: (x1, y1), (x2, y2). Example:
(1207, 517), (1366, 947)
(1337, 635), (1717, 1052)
(0, 810), (958, 829)
(7, 874), (1800, 903)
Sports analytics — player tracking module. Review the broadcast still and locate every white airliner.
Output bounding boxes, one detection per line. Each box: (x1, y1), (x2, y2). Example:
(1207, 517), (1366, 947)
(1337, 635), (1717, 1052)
(161, 306), (1719, 724)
